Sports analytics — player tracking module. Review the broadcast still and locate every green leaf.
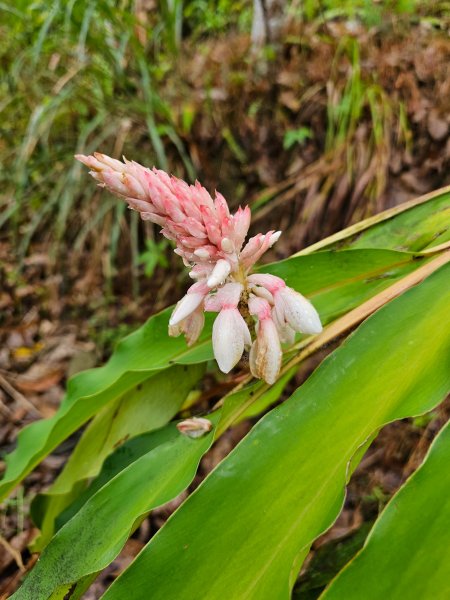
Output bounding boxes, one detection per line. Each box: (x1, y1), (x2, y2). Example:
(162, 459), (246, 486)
(53, 364), (204, 492)
(299, 186), (450, 255)
(321, 418), (450, 600)
(0, 248), (420, 502)
(30, 363), (204, 550)
(101, 262), (450, 600)
(261, 248), (420, 324)
(47, 428), (186, 600)
(0, 307), (213, 502)
(11, 376), (297, 599)
(349, 193), (450, 252)
(283, 127), (313, 150)
(57, 427), (182, 527)
(10, 421), (216, 600)
(217, 367), (298, 436)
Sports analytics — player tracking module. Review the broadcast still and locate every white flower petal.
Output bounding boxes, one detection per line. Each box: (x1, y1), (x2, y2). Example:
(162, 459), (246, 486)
(169, 292), (204, 326)
(212, 308), (246, 373)
(194, 248), (211, 260)
(204, 294), (222, 312)
(205, 282), (243, 312)
(253, 319), (282, 384)
(250, 284), (274, 304)
(279, 287), (322, 334)
(216, 282), (243, 307)
(207, 259), (232, 288)
(272, 308), (296, 344)
(177, 417), (212, 438)
(249, 340), (260, 379)
(273, 296), (286, 328)
(221, 237), (234, 253)
(247, 273), (285, 293)
(269, 231), (282, 246)
(248, 295), (271, 319)
(184, 308), (205, 346)
(189, 264), (214, 280)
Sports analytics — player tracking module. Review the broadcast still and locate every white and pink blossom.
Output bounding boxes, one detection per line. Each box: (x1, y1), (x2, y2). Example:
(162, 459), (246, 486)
(248, 273), (322, 334)
(205, 283), (251, 373)
(177, 417), (212, 438)
(76, 152), (322, 384)
(248, 296), (282, 384)
(168, 304), (205, 347)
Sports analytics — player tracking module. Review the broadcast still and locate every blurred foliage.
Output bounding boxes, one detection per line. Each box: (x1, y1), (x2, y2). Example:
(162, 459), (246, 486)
(184, 0), (252, 37)
(297, 0), (448, 24)
(138, 238), (169, 277)
(283, 126), (313, 149)
(0, 0), (447, 282)
(1, 0), (186, 261)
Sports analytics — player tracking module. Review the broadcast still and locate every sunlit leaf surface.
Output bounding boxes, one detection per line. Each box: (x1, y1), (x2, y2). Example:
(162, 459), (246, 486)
(102, 263), (450, 600)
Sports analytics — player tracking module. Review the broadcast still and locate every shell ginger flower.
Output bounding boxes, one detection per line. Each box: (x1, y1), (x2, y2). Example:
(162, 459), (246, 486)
(76, 152), (322, 384)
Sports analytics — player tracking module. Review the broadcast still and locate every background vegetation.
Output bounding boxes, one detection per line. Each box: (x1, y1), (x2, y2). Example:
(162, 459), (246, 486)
(0, 1), (449, 597)
(1, 0), (448, 296)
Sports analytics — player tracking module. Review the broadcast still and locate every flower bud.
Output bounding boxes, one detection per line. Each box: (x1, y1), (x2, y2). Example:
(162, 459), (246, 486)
(248, 295), (282, 384)
(169, 283), (209, 326)
(276, 287), (322, 334)
(212, 308), (251, 373)
(177, 417), (212, 438)
(207, 259), (232, 288)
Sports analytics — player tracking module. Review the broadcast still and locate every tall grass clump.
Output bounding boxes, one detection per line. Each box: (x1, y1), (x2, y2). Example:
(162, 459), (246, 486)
(0, 0), (192, 265)
(0, 0), (446, 279)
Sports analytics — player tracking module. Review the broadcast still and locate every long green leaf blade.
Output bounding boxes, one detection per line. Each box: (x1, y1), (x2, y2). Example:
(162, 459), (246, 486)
(321, 418), (450, 600)
(10, 376), (296, 599)
(349, 191), (450, 252)
(0, 249), (419, 501)
(298, 186), (450, 254)
(261, 248), (420, 323)
(10, 421), (216, 600)
(30, 363), (204, 550)
(0, 307), (212, 501)
(102, 262), (450, 600)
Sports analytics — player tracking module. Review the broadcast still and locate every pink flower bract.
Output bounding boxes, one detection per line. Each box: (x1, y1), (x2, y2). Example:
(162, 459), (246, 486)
(76, 152), (323, 383)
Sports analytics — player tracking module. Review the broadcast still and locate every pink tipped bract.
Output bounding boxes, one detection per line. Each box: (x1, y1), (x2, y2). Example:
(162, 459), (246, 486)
(76, 152), (323, 384)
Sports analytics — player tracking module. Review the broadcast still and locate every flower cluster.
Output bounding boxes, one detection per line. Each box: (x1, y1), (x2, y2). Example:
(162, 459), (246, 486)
(76, 152), (322, 384)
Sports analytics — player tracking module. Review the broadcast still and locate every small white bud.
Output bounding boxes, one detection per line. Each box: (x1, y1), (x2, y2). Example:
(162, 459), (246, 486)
(212, 308), (249, 373)
(177, 417), (212, 438)
(169, 292), (205, 326)
(249, 318), (282, 384)
(278, 288), (322, 334)
(207, 259), (231, 288)
(269, 231), (282, 247)
(194, 248), (210, 260)
(251, 285), (274, 304)
(221, 237), (234, 253)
